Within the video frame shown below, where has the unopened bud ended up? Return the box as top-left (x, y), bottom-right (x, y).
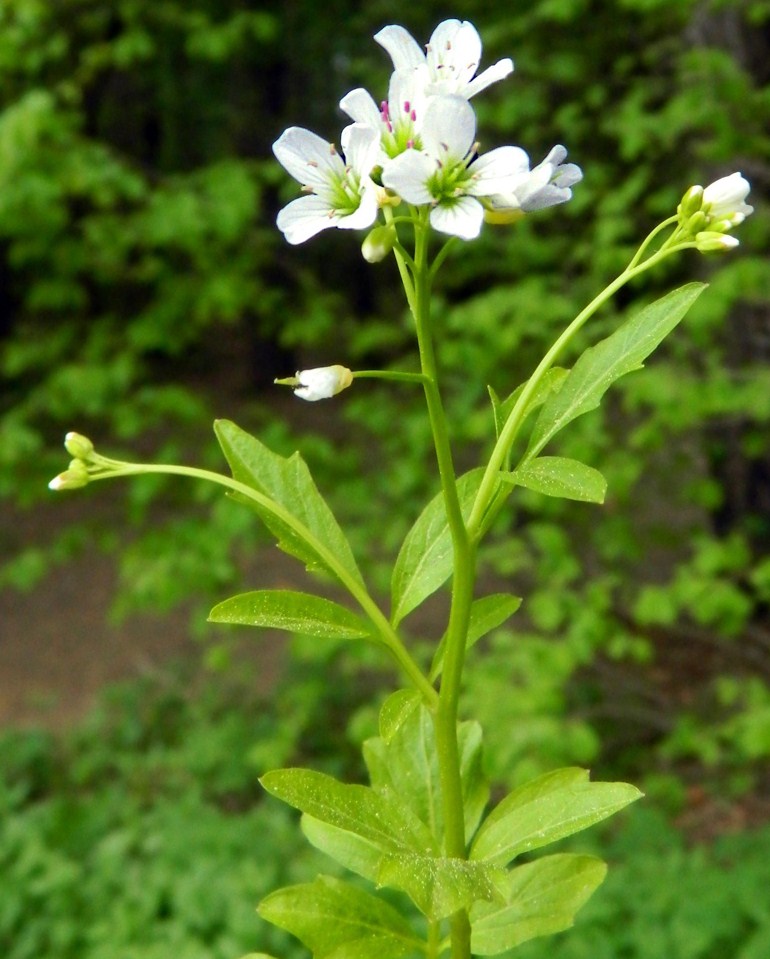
top-left (64, 431), bottom-right (94, 459)
top-left (276, 365), bottom-right (354, 402)
top-left (695, 231), bottom-right (739, 253)
top-left (49, 460), bottom-right (90, 491)
top-left (362, 225), bottom-right (396, 263)
top-left (678, 185), bottom-right (704, 220)
top-left (682, 210), bottom-right (707, 236)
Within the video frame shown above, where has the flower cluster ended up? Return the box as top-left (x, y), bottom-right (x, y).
top-left (677, 172), bottom-right (754, 251)
top-left (272, 19), bottom-right (582, 244)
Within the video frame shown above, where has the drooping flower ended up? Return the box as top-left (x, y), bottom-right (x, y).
top-left (702, 172), bottom-right (753, 226)
top-left (273, 123), bottom-right (380, 244)
top-left (375, 19), bottom-right (513, 100)
top-left (381, 95), bottom-right (529, 240)
top-left (283, 366), bottom-right (354, 401)
top-left (483, 146), bottom-right (583, 223)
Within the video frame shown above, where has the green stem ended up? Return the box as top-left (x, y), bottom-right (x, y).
top-left (352, 369), bottom-right (429, 386)
top-left (89, 461), bottom-right (438, 706)
top-left (396, 212), bottom-right (474, 959)
top-left (466, 240), bottom-right (687, 539)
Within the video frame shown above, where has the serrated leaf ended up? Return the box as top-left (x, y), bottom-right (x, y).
top-left (208, 590), bottom-right (371, 641)
top-left (378, 689), bottom-right (421, 743)
top-left (390, 468), bottom-right (488, 626)
top-left (503, 457), bottom-right (607, 504)
top-left (258, 875), bottom-right (420, 959)
top-left (214, 419), bottom-right (364, 588)
top-left (364, 704), bottom-right (489, 844)
top-left (470, 767), bottom-right (643, 866)
top-left (430, 593), bottom-right (522, 681)
top-left (260, 768), bottom-right (436, 865)
top-left (378, 853), bottom-right (505, 921)
top-left (470, 854), bottom-right (607, 955)
top-left (528, 283), bottom-right (706, 457)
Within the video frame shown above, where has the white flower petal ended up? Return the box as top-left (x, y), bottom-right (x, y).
top-left (276, 194), bottom-right (340, 244)
top-left (336, 183), bottom-right (379, 230)
top-left (465, 58), bottom-right (515, 98)
top-left (703, 172), bottom-right (753, 220)
top-left (340, 123), bottom-right (380, 177)
top-left (430, 195), bottom-right (484, 239)
top-left (381, 150), bottom-right (436, 204)
top-left (374, 24), bottom-right (424, 71)
top-left (466, 145), bottom-right (530, 196)
top-left (427, 20), bottom-right (481, 87)
top-left (339, 88), bottom-right (381, 128)
top-left (273, 127), bottom-right (342, 188)
top-left (421, 95), bottom-right (476, 161)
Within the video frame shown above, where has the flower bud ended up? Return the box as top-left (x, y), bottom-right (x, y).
top-left (362, 225), bottom-right (396, 263)
top-left (283, 365), bottom-right (354, 402)
top-left (682, 210), bottom-right (708, 236)
top-left (702, 173), bottom-right (753, 222)
top-left (678, 185), bottom-right (704, 220)
top-left (49, 460), bottom-right (90, 491)
top-left (695, 231), bottom-right (739, 253)
top-left (64, 431), bottom-right (94, 460)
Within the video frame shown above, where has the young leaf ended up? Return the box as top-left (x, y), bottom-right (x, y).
top-left (490, 368), bottom-right (569, 448)
top-left (430, 593), bottom-right (522, 681)
top-left (363, 703), bottom-right (489, 843)
top-left (470, 854), bottom-right (607, 955)
top-left (260, 768), bottom-right (436, 861)
top-left (258, 875), bottom-right (421, 959)
top-left (527, 283), bottom-right (706, 457)
top-left (208, 590), bottom-right (372, 641)
top-left (378, 689), bottom-right (421, 743)
top-left (502, 457), bottom-right (607, 504)
top-left (213, 419), bottom-right (365, 588)
top-left (378, 853), bottom-right (505, 921)
top-left (391, 468), bottom-right (487, 626)
top-left (470, 767), bottom-right (643, 866)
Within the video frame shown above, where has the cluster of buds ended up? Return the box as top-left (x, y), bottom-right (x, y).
top-left (48, 432), bottom-right (97, 490)
top-left (677, 172), bottom-right (753, 252)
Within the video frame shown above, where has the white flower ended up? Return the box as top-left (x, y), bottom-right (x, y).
top-left (702, 173), bottom-right (753, 226)
top-left (273, 123), bottom-right (380, 244)
top-left (484, 146), bottom-right (582, 223)
top-left (340, 67), bottom-right (429, 162)
top-left (292, 365), bottom-right (353, 401)
top-left (381, 95), bottom-right (529, 240)
top-left (375, 19), bottom-right (513, 99)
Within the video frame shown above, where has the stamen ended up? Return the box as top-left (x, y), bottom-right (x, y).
top-left (410, 108), bottom-right (417, 122)
top-left (403, 100), bottom-right (411, 113)
top-left (329, 143), bottom-right (337, 156)
top-left (307, 160), bottom-right (319, 167)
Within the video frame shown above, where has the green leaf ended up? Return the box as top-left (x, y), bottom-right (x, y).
top-left (470, 854), bottom-right (607, 955)
top-left (260, 768), bottom-right (436, 872)
top-left (364, 703), bottom-right (489, 843)
top-left (300, 816), bottom-right (385, 883)
top-left (258, 875), bottom-right (421, 959)
top-left (390, 468), bottom-right (487, 626)
top-left (527, 283), bottom-right (707, 457)
top-left (378, 689), bottom-right (421, 743)
top-left (470, 768), bottom-right (643, 866)
top-left (503, 457), bottom-right (607, 504)
top-left (214, 419), bottom-right (364, 588)
top-left (490, 368), bottom-right (569, 461)
top-left (378, 853), bottom-right (504, 921)
top-left (208, 589), bottom-right (371, 641)
top-left (430, 593), bottom-right (522, 681)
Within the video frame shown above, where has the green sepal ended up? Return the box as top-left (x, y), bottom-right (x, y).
top-left (260, 768), bottom-right (437, 868)
top-left (208, 589), bottom-right (372, 641)
top-left (390, 468), bottom-right (489, 626)
top-left (364, 702), bottom-right (489, 844)
top-left (213, 419), bottom-right (364, 588)
top-left (258, 875), bottom-right (421, 959)
top-left (470, 854), bottom-right (607, 955)
top-left (377, 853), bottom-right (505, 921)
top-left (470, 767), bottom-right (643, 866)
top-left (527, 283), bottom-right (706, 457)
top-left (430, 593), bottom-right (522, 681)
top-left (502, 457), bottom-right (607, 504)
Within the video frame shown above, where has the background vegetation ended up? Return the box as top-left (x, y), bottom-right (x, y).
top-left (1, 0), bottom-right (769, 956)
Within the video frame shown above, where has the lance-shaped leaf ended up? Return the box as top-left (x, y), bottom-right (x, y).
top-left (502, 457), bottom-right (607, 504)
top-left (258, 875), bottom-right (421, 959)
top-left (430, 593), bottom-right (522, 681)
top-left (470, 854), bottom-right (607, 955)
top-left (208, 590), bottom-right (372, 641)
top-left (364, 703), bottom-right (489, 843)
top-left (214, 420), bottom-right (364, 588)
top-left (378, 853), bottom-right (505, 921)
top-left (527, 283), bottom-right (706, 458)
top-left (260, 768), bottom-right (436, 872)
top-left (470, 767), bottom-right (642, 867)
top-left (391, 469), bottom-right (486, 626)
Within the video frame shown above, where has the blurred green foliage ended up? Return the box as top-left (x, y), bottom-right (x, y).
top-left (1, 0), bottom-right (770, 889)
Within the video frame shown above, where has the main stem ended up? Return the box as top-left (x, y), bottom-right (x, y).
top-left (407, 216), bottom-right (475, 958)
